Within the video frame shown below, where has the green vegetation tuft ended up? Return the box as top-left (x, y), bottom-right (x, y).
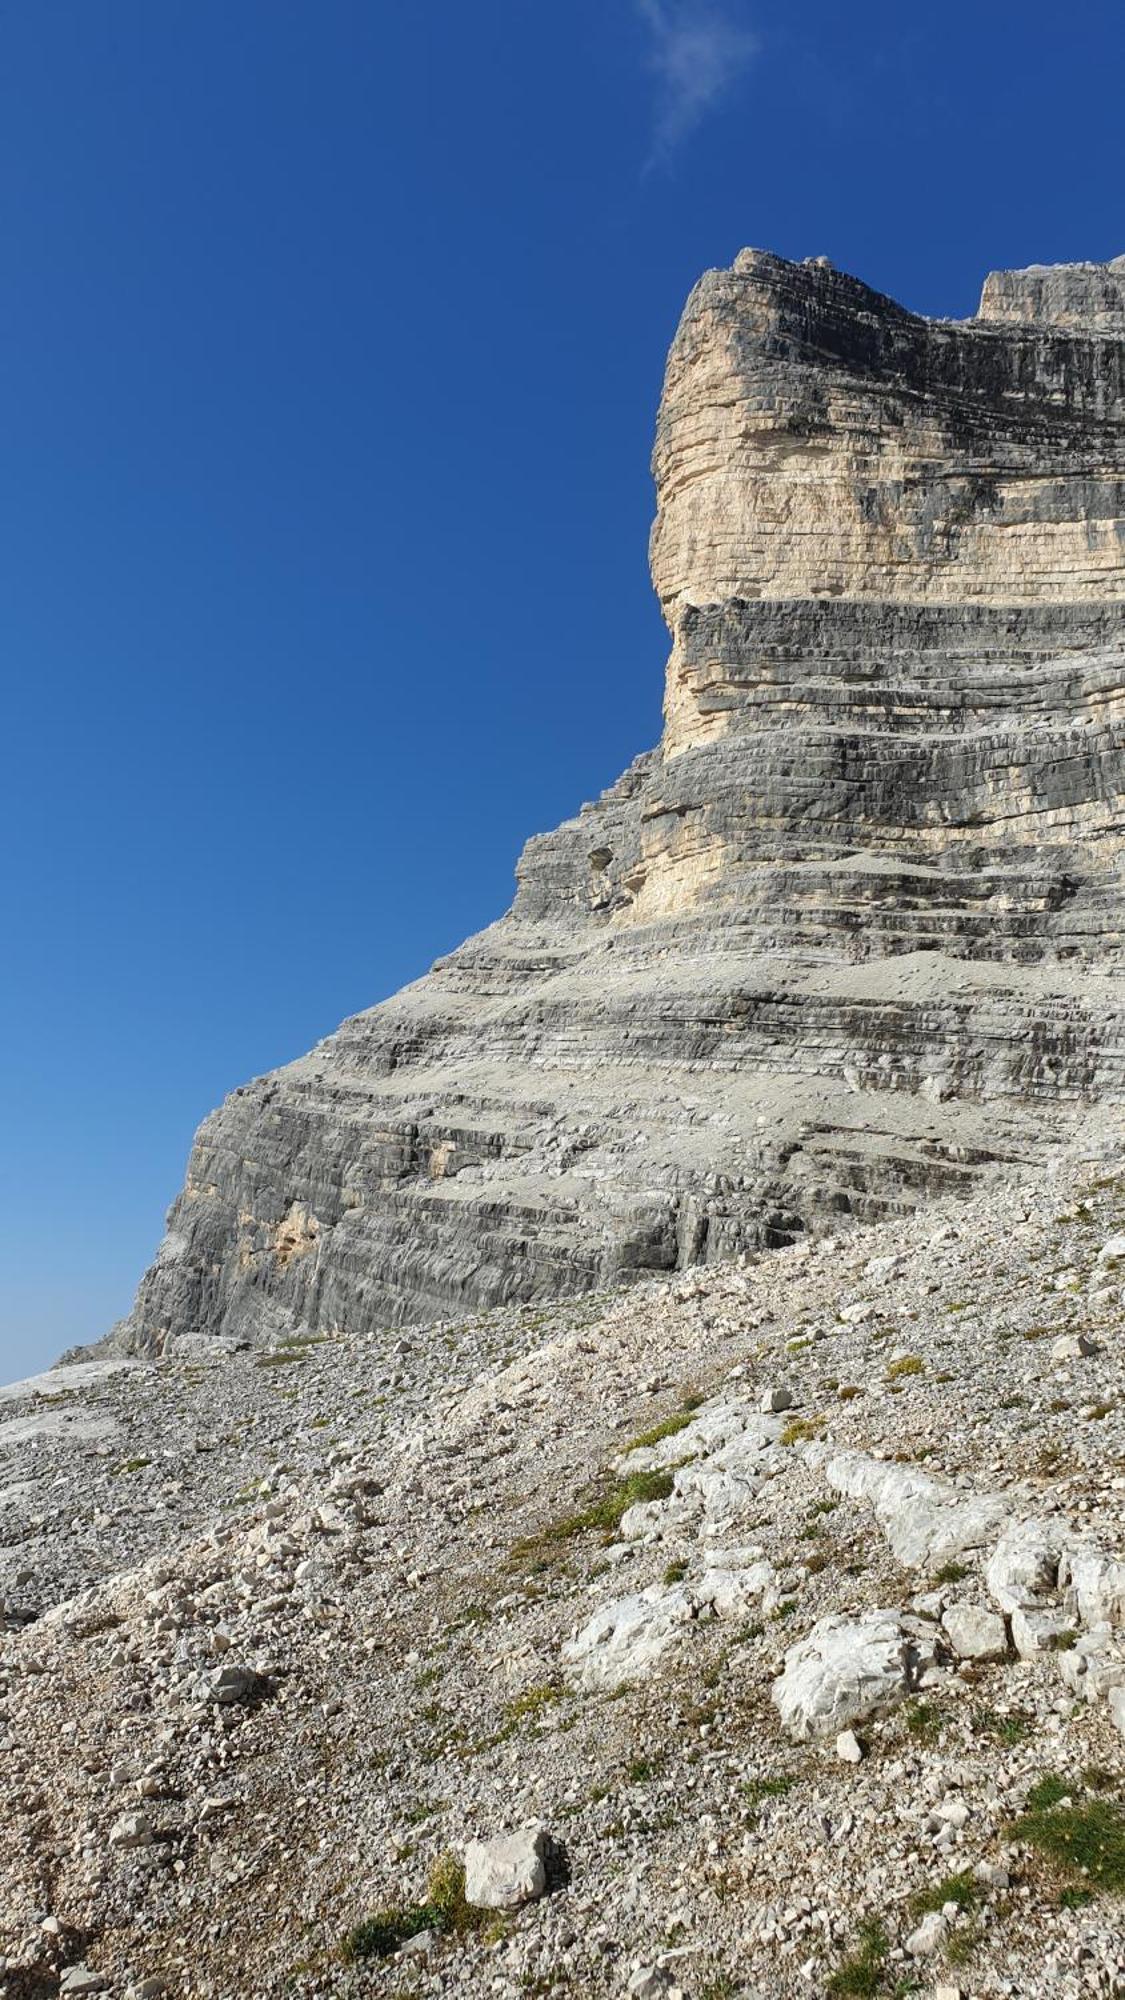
top-left (742, 1773), bottom-right (796, 1814)
top-left (827, 1919), bottom-right (889, 1996)
top-left (1011, 1780), bottom-right (1125, 1895)
top-left (932, 1560), bottom-right (970, 1585)
top-left (908, 1870), bottom-right (978, 1919)
top-left (903, 1700), bottom-right (944, 1745)
top-left (626, 1411), bottom-right (694, 1451)
top-left (780, 1416), bottom-right (823, 1446)
top-left (1027, 1774), bottom-right (1071, 1811)
top-left (510, 1467), bottom-right (677, 1566)
top-left (341, 1851), bottom-right (482, 1963)
top-left (503, 1682), bottom-right (563, 1728)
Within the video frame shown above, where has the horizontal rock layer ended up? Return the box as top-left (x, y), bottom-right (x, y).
top-left (117, 251), bottom-right (1125, 1353)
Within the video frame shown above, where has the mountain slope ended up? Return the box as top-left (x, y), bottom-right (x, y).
top-left (118, 250), bottom-right (1125, 1354)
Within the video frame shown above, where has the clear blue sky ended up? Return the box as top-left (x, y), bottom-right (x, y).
top-left (2, 0), bottom-right (1122, 1384)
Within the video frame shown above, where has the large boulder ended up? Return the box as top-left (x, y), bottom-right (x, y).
top-left (772, 1611), bottom-right (928, 1740)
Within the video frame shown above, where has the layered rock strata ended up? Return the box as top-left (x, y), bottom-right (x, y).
top-left (119, 252), bottom-right (1125, 1351)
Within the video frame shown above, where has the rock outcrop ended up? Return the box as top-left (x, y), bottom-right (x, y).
top-left (118, 251), bottom-right (1125, 1353)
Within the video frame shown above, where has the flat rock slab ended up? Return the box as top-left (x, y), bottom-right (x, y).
top-left (0, 1407), bottom-right (120, 1449)
top-left (0, 1359), bottom-right (139, 1404)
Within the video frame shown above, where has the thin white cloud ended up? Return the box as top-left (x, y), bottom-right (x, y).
top-left (637, 0), bottom-right (759, 167)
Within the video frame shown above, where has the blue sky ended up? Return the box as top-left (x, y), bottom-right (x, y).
top-left (2, 0), bottom-right (1123, 1383)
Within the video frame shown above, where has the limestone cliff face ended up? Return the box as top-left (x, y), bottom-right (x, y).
top-left (119, 252), bottom-right (1125, 1353)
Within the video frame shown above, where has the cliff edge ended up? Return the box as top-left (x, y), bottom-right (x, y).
top-left (115, 250), bottom-right (1125, 1353)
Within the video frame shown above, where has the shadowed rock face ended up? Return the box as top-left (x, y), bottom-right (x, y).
top-left (118, 251), bottom-right (1125, 1354)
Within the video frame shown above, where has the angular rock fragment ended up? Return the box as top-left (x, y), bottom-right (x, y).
top-left (942, 1603), bottom-right (1008, 1663)
top-left (772, 1610), bottom-right (931, 1740)
top-left (463, 1824), bottom-right (549, 1910)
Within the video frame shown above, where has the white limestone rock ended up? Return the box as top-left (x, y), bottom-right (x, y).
top-left (1010, 1606), bottom-right (1077, 1659)
top-left (463, 1824), bottom-right (548, 1910)
top-left (772, 1611), bottom-right (924, 1741)
top-left (985, 1520), bottom-right (1063, 1613)
top-left (906, 1911), bottom-right (948, 1958)
top-left (563, 1584), bottom-right (695, 1690)
top-left (817, 1447), bottom-right (1007, 1570)
top-left (942, 1603), bottom-right (1008, 1662)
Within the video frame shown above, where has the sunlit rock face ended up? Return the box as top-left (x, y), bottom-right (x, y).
top-left (117, 252), bottom-right (1125, 1353)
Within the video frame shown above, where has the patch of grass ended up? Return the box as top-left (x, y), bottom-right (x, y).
top-left (973, 1706), bottom-right (1032, 1747)
top-left (837, 1385), bottom-right (862, 1402)
top-left (341, 1852), bottom-right (482, 1963)
top-left (780, 1416), bottom-right (823, 1446)
top-left (945, 1922), bottom-right (982, 1968)
top-left (503, 1682), bottom-right (563, 1728)
top-left (908, 1870), bottom-right (978, 1919)
top-left (662, 1559), bottom-right (688, 1585)
top-left (510, 1467), bottom-right (677, 1566)
top-left (903, 1700), bottom-right (943, 1745)
top-left (626, 1754), bottom-right (664, 1783)
top-left (1011, 1783), bottom-right (1125, 1894)
top-left (1027, 1774), bottom-right (1071, 1811)
top-left (1086, 1403), bottom-right (1114, 1422)
top-left (625, 1411), bottom-right (694, 1452)
top-left (743, 1773), bottom-right (796, 1813)
top-left (932, 1560), bottom-right (970, 1586)
top-left (886, 1355), bottom-right (924, 1380)
top-left (827, 1919), bottom-right (889, 1996)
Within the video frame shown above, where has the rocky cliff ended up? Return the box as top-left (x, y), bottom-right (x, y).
top-left (120, 251), bottom-right (1125, 1353)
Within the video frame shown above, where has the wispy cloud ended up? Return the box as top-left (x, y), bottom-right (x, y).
top-left (636, 0), bottom-right (759, 168)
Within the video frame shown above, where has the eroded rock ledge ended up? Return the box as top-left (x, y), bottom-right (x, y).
top-left (112, 250), bottom-right (1125, 1353)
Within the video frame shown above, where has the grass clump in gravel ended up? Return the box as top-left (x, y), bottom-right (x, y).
top-left (973, 1706), bottom-right (1032, 1746)
top-left (932, 1560), bottom-right (970, 1585)
top-left (742, 1773), bottom-right (796, 1814)
top-left (510, 1467), bottom-right (677, 1566)
top-left (502, 1682), bottom-right (563, 1728)
top-left (908, 1869), bottom-right (979, 1919)
top-left (826, 1918), bottom-right (889, 1995)
top-left (626, 1411), bottom-right (694, 1451)
top-left (1011, 1777), bottom-right (1125, 1895)
top-left (902, 1700), bottom-right (944, 1745)
top-left (780, 1417), bottom-right (823, 1446)
top-left (886, 1355), bottom-right (924, 1380)
top-left (342, 1852), bottom-right (480, 1962)
top-left (626, 1388), bottom-right (705, 1453)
